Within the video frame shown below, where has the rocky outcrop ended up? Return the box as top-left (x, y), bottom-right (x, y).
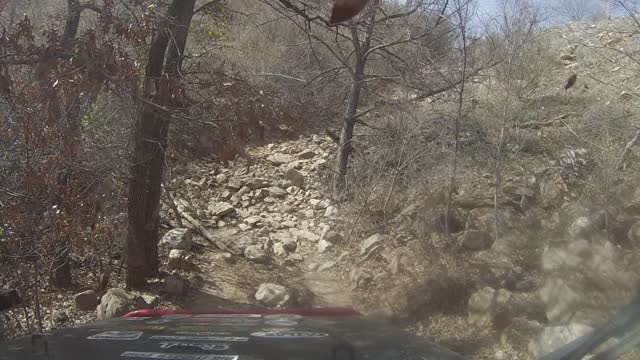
top-left (96, 288), bottom-right (147, 320)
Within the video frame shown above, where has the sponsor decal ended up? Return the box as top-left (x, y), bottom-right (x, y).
top-left (161, 314), bottom-right (193, 320)
top-left (194, 314), bottom-right (261, 318)
top-left (263, 314), bottom-right (303, 320)
top-left (88, 331), bottom-right (143, 340)
top-left (250, 331), bottom-right (329, 339)
top-left (147, 319), bottom-right (174, 325)
top-left (158, 342), bottom-right (230, 351)
top-left (264, 320), bottom-right (298, 327)
top-left (121, 352), bottom-right (237, 360)
top-left (174, 331), bottom-right (232, 336)
top-left (150, 335), bottom-right (248, 342)
top-left (125, 317), bottom-right (152, 321)
top-left (130, 326), bottom-right (166, 331)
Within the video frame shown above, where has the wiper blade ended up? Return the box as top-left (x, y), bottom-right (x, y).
top-left (590, 319), bottom-right (640, 360)
top-left (540, 292), bottom-right (640, 360)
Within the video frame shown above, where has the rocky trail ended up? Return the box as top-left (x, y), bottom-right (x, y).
top-left (161, 133), bottom-right (359, 312)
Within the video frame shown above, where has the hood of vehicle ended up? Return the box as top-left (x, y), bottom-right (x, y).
top-left (2, 308), bottom-right (467, 360)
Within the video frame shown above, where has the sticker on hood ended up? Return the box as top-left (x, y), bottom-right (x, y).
top-left (88, 331), bottom-right (143, 340)
top-left (251, 331), bottom-right (329, 338)
top-left (121, 352), bottom-right (237, 360)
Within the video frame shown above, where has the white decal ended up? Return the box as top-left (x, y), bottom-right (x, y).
top-left (251, 331), bottom-right (329, 338)
top-left (263, 314), bottom-right (302, 320)
top-left (264, 320), bottom-right (298, 327)
top-left (195, 314), bottom-right (261, 318)
top-left (88, 331), bottom-right (143, 340)
top-left (125, 317), bottom-right (152, 321)
top-left (158, 342), bottom-right (229, 351)
top-left (147, 319), bottom-right (173, 325)
top-left (121, 352), bottom-right (238, 360)
top-left (151, 335), bottom-right (248, 342)
top-left (174, 332), bottom-right (231, 336)
top-left (161, 314), bottom-right (192, 319)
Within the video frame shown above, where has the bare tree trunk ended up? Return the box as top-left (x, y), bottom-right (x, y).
top-left (445, 0), bottom-right (469, 239)
top-left (126, 0), bottom-right (196, 289)
top-left (333, 72), bottom-right (363, 200)
top-left (50, 0), bottom-right (83, 289)
top-left (332, 1), bottom-right (378, 200)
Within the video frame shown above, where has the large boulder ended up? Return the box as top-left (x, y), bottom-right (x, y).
top-left (528, 323), bottom-right (593, 358)
top-left (284, 168), bottom-right (305, 188)
top-left (74, 290), bottom-right (99, 311)
top-left (255, 283), bottom-right (291, 308)
top-left (159, 228), bottom-right (193, 250)
top-left (97, 288), bottom-right (147, 320)
top-left (167, 249), bottom-right (193, 271)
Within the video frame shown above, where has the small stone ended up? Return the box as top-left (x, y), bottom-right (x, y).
top-left (244, 245), bottom-right (268, 263)
top-left (282, 237), bottom-right (297, 252)
top-left (74, 290), bottom-right (98, 311)
top-left (167, 249), bottom-right (192, 270)
top-left (226, 179), bottom-right (243, 191)
top-left (286, 254), bottom-right (304, 262)
top-left (216, 174), bottom-right (228, 183)
top-left (160, 228), bottom-right (193, 250)
top-left (245, 215), bottom-right (261, 225)
top-left (284, 168), bottom-right (305, 188)
top-left (297, 149), bottom-right (316, 160)
top-left (141, 294), bottom-right (160, 308)
top-left (318, 239), bottom-right (333, 253)
top-left (286, 186), bottom-right (301, 195)
top-left (320, 229), bottom-right (341, 244)
top-left (288, 229), bottom-right (319, 242)
top-left (238, 223), bottom-right (251, 231)
top-left (208, 202), bottom-right (236, 217)
top-left (325, 205), bottom-right (338, 218)
top-left (266, 186), bottom-right (287, 198)
top-left (273, 242), bottom-right (288, 257)
top-left (267, 154), bottom-right (292, 166)
top-left (308, 263), bottom-right (320, 271)
top-left (304, 209), bottom-right (315, 218)
top-left (360, 233), bottom-right (384, 255)
top-left (247, 178), bottom-right (271, 190)
top-left (255, 283), bottom-right (291, 308)
top-left (317, 261), bottom-right (336, 272)
top-left (237, 186), bottom-right (251, 196)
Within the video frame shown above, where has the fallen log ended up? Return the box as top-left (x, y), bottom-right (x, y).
top-left (175, 203), bottom-right (234, 253)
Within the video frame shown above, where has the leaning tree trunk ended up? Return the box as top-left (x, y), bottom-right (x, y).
top-left (126, 0), bottom-right (195, 289)
top-left (332, 72), bottom-right (364, 200)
